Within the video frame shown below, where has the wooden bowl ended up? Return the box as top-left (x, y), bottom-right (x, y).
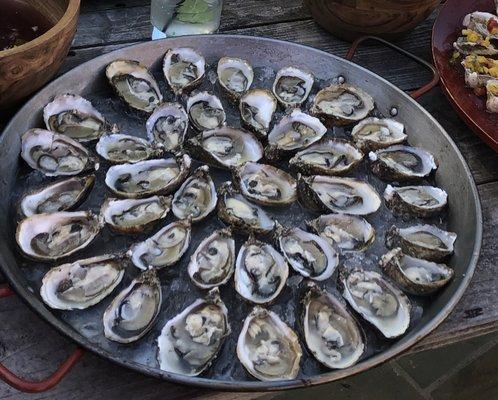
top-left (305, 0), bottom-right (441, 42)
top-left (0, 0), bottom-right (80, 109)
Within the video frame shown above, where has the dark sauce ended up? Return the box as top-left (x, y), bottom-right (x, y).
top-left (0, 0), bottom-right (53, 51)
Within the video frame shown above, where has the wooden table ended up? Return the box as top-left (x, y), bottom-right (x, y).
top-left (1, 0), bottom-right (497, 398)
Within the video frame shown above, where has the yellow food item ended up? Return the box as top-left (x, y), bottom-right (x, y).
top-left (462, 29), bottom-right (491, 47)
top-left (487, 82), bottom-right (498, 96)
top-left (463, 55), bottom-right (498, 77)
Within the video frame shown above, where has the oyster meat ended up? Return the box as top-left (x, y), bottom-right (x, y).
top-left (146, 102), bottom-right (188, 152)
top-left (239, 88), bottom-right (277, 138)
top-left (351, 118), bottom-right (406, 151)
top-left (96, 133), bottom-right (160, 164)
top-left (384, 184), bottom-right (448, 217)
top-left (187, 92), bottom-right (226, 131)
top-left (217, 56), bottom-right (254, 99)
top-left (272, 66), bottom-right (314, 107)
top-left (163, 47), bottom-right (205, 95)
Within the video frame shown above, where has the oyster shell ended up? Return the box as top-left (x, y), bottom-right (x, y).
top-left (101, 195), bottom-right (171, 233)
top-left (21, 129), bottom-right (98, 177)
top-left (307, 214), bottom-right (375, 252)
top-left (239, 88), bottom-right (277, 138)
top-left (217, 181), bottom-right (275, 235)
top-left (187, 92), bottom-right (226, 131)
top-left (462, 55), bottom-right (498, 89)
top-left (487, 79), bottom-right (498, 113)
top-left (386, 224), bottom-right (457, 262)
top-left (146, 102), bottom-right (188, 152)
top-left (233, 162), bottom-right (297, 206)
top-left (43, 94), bottom-right (107, 142)
top-left (16, 211), bottom-right (102, 261)
top-left (186, 127), bottom-right (263, 169)
top-left (163, 47), bottom-right (205, 95)
top-left (128, 218), bottom-right (191, 270)
top-left (96, 133), bottom-right (160, 164)
top-left (187, 228), bottom-right (235, 289)
top-left (105, 154), bottom-right (191, 198)
top-left (157, 288), bottom-right (230, 376)
top-left (297, 175), bottom-right (381, 215)
top-left (380, 248), bottom-right (454, 295)
top-left (289, 139), bottom-right (363, 176)
top-left (103, 268), bottom-right (162, 343)
top-left (384, 184), bottom-right (448, 217)
top-left (217, 56), bottom-right (254, 99)
top-left (310, 84), bottom-right (374, 126)
top-left (19, 175), bottom-right (95, 218)
top-left (351, 118), bottom-right (406, 151)
top-left (338, 268), bottom-right (411, 338)
top-left (40, 254), bottom-right (125, 310)
top-left (302, 282), bottom-right (365, 369)
top-left (106, 60), bottom-right (162, 113)
top-left (235, 236), bottom-right (289, 304)
top-left (237, 306), bottom-right (302, 381)
top-left (272, 66), bottom-right (314, 107)
top-left (369, 145), bottom-right (437, 182)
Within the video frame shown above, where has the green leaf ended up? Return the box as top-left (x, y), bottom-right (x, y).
top-left (176, 0), bottom-right (214, 23)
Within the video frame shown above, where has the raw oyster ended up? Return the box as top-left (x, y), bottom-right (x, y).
top-left (40, 254), bottom-right (125, 310)
top-left (103, 268), bottom-right (162, 343)
top-left (272, 66), bottom-right (314, 107)
top-left (128, 218), bottom-right (191, 270)
top-left (265, 109), bottom-right (327, 160)
top-left (302, 282), bottom-right (364, 369)
top-left (380, 248), bottom-right (454, 295)
top-left (384, 185), bottom-right (448, 217)
top-left (101, 195), bottom-right (171, 233)
top-left (310, 84), bottom-right (374, 126)
top-left (233, 162), bottom-right (297, 206)
top-left (16, 211), bottom-right (102, 261)
top-left (43, 94), bottom-right (107, 142)
top-left (297, 175), bottom-right (381, 215)
top-left (307, 214), bottom-right (375, 252)
top-left (172, 165), bottom-right (217, 222)
top-left (187, 92), bottom-right (226, 131)
top-left (163, 47), bottom-right (205, 95)
top-left (453, 13), bottom-right (498, 57)
top-left (386, 224), bottom-right (457, 262)
top-left (217, 56), bottom-right (254, 99)
top-left (462, 54), bottom-right (498, 89)
top-left (217, 181), bottom-right (275, 234)
top-left (187, 127), bottom-right (263, 169)
top-left (369, 145), bottom-right (437, 182)
top-left (106, 60), bottom-right (162, 113)
top-left (157, 288), bottom-right (230, 376)
top-left (239, 88), bottom-right (277, 138)
top-left (462, 11), bottom-right (498, 39)
top-left (338, 268), bottom-right (411, 338)
top-left (237, 306), bottom-right (302, 381)
top-left (105, 154), bottom-right (191, 198)
top-left (275, 224), bottom-right (339, 281)
top-left (96, 133), bottom-right (160, 164)
top-left (487, 79), bottom-right (498, 113)
top-left (235, 236), bottom-right (289, 304)
top-left (21, 129), bottom-right (98, 177)
top-left (146, 102), bottom-right (188, 152)
top-left (289, 139), bottom-right (363, 176)
top-left (351, 118), bottom-right (406, 151)
top-left (19, 175), bottom-right (95, 218)
top-left (187, 228), bottom-right (235, 289)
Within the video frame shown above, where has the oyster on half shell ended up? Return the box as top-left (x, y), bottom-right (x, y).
top-left (272, 66), bottom-right (314, 107)
top-left (96, 133), bottom-right (161, 164)
top-left (239, 88), bottom-right (277, 138)
top-left (384, 185), bottom-right (448, 217)
top-left (217, 56), bottom-right (254, 100)
top-left (187, 92), bottom-right (226, 131)
top-left (146, 103), bottom-right (188, 152)
top-left (163, 47), bottom-right (206, 95)
top-left (351, 117), bottom-right (406, 151)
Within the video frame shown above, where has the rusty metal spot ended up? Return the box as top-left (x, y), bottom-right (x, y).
top-left (463, 307), bottom-right (483, 319)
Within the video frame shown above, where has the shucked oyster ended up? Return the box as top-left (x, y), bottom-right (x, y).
top-left (101, 195), bottom-right (171, 233)
top-left (105, 154), bottom-right (191, 198)
top-left (237, 306), bottom-right (302, 381)
top-left (19, 175), bottom-right (95, 218)
top-left (21, 129), bottom-right (98, 177)
top-left (351, 118), bottom-right (406, 151)
top-left (187, 228), bottom-right (235, 289)
top-left (217, 56), bottom-right (254, 100)
top-left (289, 139), bottom-right (363, 176)
top-left (106, 60), bottom-right (162, 113)
top-left (338, 268), bottom-right (411, 338)
top-left (239, 89), bottom-right (277, 138)
top-left (384, 185), bottom-right (448, 217)
top-left (103, 268), bottom-right (162, 343)
top-left (187, 92), bottom-right (226, 131)
top-left (272, 66), bottom-right (314, 107)
top-left (453, 13), bottom-right (498, 56)
top-left (380, 248), bottom-right (454, 296)
top-left (297, 175), bottom-right (381, 215)
top-left (128, 218), bottom-right (191, 270)
top-left (40, 254), bottom-right (125, 310)
top-left (163, 47), bottom-right (206, 95)
top-left (235, 236), bottom-right (289, 304)
top-left (302, 283), bottom-right (365, 369)
top-left (146, 103), bottom-right (188, 152)
top-left (96, 133), bottom-right (160, 164)
top-left (16, 211), bottom-right (102, 261)
top-left (43, 94), bottom-right (108, 142)
top-left (158, 288), bottom-right (230, 376)
top-left (233, 162), bottom-right (297, 206)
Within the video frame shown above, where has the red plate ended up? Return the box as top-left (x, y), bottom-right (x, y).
top-left (432, 0), bottom-right (498, 152)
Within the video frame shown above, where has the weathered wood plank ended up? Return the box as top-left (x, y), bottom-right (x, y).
top-left (81, 0), bottom-right (149, 13)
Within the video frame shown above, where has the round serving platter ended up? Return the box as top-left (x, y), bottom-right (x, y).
top-left (0, 35), bottom-right (482, 391)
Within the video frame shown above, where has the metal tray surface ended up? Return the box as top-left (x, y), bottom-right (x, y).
top-left (0, 35), bottom-right (482, 391)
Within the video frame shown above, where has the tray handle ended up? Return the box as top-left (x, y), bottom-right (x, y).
top-left (345, 35), bottom-right (439, 100)
top-left (0, 284), bottom-right (85, 393)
